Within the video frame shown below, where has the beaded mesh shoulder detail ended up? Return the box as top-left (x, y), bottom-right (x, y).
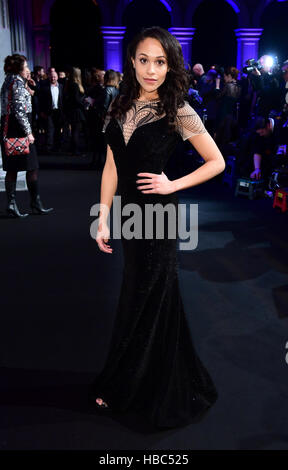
top-left (175, 100), bottom-right (207, 140)
top-left (103, 98), bottom-right (206, 145)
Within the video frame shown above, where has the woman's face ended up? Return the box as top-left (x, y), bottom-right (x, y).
top-left (20, 61), bottom-right (29, 80)
top-left (131, 37), bottom-right (170, 98)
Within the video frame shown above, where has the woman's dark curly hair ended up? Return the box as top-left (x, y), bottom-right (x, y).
top-left (4, 54), bottom-right (27, 74)
top-left (224, 66), bottom-right (239, 80)
top-left (109, 26), bottom-right (190, 133)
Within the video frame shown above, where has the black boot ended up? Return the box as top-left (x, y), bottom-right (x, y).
top-left (5, 180), bottom-right (29, 218)
top-left (27, 179), bottom-right (54, 215)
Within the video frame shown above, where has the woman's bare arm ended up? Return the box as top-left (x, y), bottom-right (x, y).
top-left (99, 143), bottom-right (118, 223)
top-left (96, 143), bottom-right (118, 253)
top-left (172, 132), bottom-right (226, 192)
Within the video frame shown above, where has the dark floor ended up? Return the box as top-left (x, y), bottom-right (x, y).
top-left (0, 152), bottom-right (288, 450)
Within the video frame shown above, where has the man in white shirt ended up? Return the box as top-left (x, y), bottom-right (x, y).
top-left (39, 69), bottom-right (64, 153)
top-left (50, 71), bottom-right (59, 109)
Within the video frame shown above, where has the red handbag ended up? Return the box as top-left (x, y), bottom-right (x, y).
top-left (3, 79), bottom-right (30, 156)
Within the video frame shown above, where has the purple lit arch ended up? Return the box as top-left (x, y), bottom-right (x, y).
top-left (184, 0), bottom-right (250, 28)
top-left (253, 0), bottom-right (288, 26)
top-left (115, 0), bottom-right (182, 26)
top-left (41, 0), bottom-right (111, 25)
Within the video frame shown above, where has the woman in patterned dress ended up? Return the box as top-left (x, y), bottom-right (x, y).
top-left (0, 54), bottom-right (53, 217)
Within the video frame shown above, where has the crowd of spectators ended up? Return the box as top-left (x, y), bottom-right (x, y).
top-left (26, 57), bottom-right (288, 188)
top-left (187, 57), bottom-right (288, 192)
top-left (27, 65), bottom-right (122, 168)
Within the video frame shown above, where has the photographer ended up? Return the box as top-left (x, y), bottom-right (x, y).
top-left (280, 61), bottom-right (288, 119)
top-left (248, 55), bottom-right (282, 118)
top-left (237, 116), bottom-right (279, 188)
top-left (278, 61), bottom-right (288, 150)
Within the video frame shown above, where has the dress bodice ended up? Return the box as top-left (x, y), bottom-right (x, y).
top-left (103, 98), bottom-right (207, 200)
top-left (103, 97), bottom-right (206, 146)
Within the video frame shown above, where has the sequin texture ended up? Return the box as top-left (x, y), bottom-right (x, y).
top-left (1, 73), bottom-right (32, 135)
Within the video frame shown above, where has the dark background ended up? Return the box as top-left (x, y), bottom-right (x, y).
top-left (49, 0), bottom-right (288, 72)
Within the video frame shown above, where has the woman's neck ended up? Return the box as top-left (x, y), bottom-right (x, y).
top-left (137, 88), bottom-right (159, 101)
top-left (137, 94), bottom-right (159, 101)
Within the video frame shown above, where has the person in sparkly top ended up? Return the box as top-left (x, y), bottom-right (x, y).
top-left (0, 54), bottom-right (53, 217)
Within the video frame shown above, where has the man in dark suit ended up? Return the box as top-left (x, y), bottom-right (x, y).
top-left (39, 70), bottom-right (64, 153)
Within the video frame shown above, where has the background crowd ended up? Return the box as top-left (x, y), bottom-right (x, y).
top-left (25, 65), bottom-right (122, 168)
top-left (9, 56), bottom-right (288, 190)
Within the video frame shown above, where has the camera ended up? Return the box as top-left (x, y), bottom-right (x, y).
top-left (243, 56), bottom-right (280, 75)
top-left (242, 59), bottom-right (262, 74)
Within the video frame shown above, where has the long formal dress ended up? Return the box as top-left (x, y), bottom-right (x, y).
top-left (89, 97), bottom-right (218, 428)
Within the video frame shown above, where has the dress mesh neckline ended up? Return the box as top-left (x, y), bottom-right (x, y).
top-left (134, 98), bottom-right (160, 104)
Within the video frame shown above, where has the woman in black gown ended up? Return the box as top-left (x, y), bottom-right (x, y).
top-left (89, 27), bottom-right (225, 429)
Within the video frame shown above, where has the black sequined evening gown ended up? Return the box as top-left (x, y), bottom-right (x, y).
top-left (89, 98), bottom-right (218, 428)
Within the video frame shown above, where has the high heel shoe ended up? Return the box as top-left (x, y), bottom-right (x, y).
top-left (95, 397), bottom-right (109, 408)
top-left (27, 180), bottom-right (54, 215)
top-left (5, 181), bottom-right (29, 218)
top-left (31, 195), bottom-right (54, 214)
top-left (90, 396), bottom-right (112, 416)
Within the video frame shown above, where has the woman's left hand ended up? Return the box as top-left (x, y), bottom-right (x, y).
top-left (136, 171), bottom-right (175, 195)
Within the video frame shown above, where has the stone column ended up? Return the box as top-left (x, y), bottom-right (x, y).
top-left (0, 0), bottom-right (11, 85)
top-left (101, 26), bottom-right (126, 72)
top-left (8, 0), bottom-right (33, 68)
top-left (0, 0), bottom-right (11, 191)
top-left (168, 27), bottom-right (196, 66)
top-left (0, 0), bottom-right (28, 191)
top-left (234, 28), bottom-right (263, 73)
top-left (24, 0), bottom-right (34, 70)
top-left (9, 0), bottom-right (27, 55)
top-left (33, 24), bottom-right (51, 71)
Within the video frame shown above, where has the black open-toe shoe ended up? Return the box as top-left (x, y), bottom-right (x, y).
top-left (95, 398), bottom-right (109, 408)
top-left (91, 396), bottom-right (113, 416)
